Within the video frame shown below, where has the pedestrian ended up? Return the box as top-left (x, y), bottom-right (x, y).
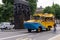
top-left (54, 24), bottom-right (56, 32)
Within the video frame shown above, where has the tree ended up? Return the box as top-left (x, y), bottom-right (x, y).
top-left (27, 0), bottom-right (37, 15)
top-left (0, 4), bottom-right (3, 22)
top-left (52, 4), bottom-right (60, 19)
top-left (2, 0), bottom-right (13, 4)
top-left (43, 4), bottom-right (60, 19)
top-left (43, 6), bottom-right (52, 13)
top-left (0, 3), bottom-right (13, 22)
top-left (0, 0), bottom-right (13, 22)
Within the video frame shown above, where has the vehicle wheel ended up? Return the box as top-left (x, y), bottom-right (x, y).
top-left (36, 28), bottom-right (42, 33)
top-left (28, 29), bottom-right (31, 32)
top-left (1, 28), bottom-right (3, 30)
top-left (5, 27), bottom-right (7, 30)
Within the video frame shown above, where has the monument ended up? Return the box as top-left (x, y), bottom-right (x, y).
top-left (14, 0), bottom-right (31, 29)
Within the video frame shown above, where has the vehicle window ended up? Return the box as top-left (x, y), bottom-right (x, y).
top-left (45, 17), bottom-right (53, 21)
top-left (33, 16), bottom-right (40, 20)
top-left (0, 23), bottom-right (4, 26)
top-left (2, 22), bottom-right (10, 25)
top-left (40, 17), bottom-right (45, 20)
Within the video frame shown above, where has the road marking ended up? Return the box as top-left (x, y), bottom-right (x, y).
top-left (0, 34), bottom-right (29, 40)
top-left (16, 37), bottom-right (32, 40)
top-left (48, 34), bottom-right (60, 40)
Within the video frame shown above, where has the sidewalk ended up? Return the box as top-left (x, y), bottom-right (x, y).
top-left (48, 34), bottom-right (60, 40)
top-left (0, 29), bottom-right (27, 32)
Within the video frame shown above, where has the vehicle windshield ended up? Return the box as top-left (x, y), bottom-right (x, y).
top-left (45, 17), bottom-right (53, 21)
top-left (33, 16), bottom-right (40, 20)
top-left (1, 22), bottom-right (10, 25)
top-left (40, 17), bottom-right (45, 20)
top-left (33, 16), bottom-right (45, 20)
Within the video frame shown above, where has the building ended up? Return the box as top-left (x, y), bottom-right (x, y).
top-left (36, 6), bottom-right (43, 13)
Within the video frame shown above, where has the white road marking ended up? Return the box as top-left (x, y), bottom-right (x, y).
top-left (16, 38), bottom-right (32, 40)
top-left (0, 34), bottom-right (29, 40)
top-left (48, 34), bottom-right (60, 40)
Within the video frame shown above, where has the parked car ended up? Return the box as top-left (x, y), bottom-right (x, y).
top-left (0, 22), bottom-right (14, 30)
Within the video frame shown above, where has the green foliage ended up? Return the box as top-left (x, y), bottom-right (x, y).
top-left (28, 0), bottom-right (37, 15)
top-left (0, 3), bottom-right (13, 22)
top-left (43, 4), bottom-right (60, 19)
top-left (0, 0), bottom-right (13, 22)
top-left (0, 0), bottom-right (37, 22)
top-left (43, 6), bottom-right (52, 13)
top-left (2, 0), bottom-right (13, 4)
top-left (52, 4), bottom-right (60, 19)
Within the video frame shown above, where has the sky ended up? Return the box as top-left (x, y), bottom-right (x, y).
top-left (0, 0), bottom-right (3, 4)
top-left (37, 0), bottom-right (60, 8)
top-left (0, 0), bottom-right (60, 8)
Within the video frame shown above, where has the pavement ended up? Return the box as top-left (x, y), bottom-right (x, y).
top-left (0, 24), bottom-right (60, 40)
top-left (48, 34), bottom-right (60, 40)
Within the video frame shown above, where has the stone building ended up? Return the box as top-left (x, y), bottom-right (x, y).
top-left (36, 6), bottom-right (43, 13)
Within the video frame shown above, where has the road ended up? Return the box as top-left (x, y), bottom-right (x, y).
top-left (0, 24), bottom-right (60, 40)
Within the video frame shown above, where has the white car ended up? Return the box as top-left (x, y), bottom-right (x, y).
top-left (0, 22), bottom-right (14, 30)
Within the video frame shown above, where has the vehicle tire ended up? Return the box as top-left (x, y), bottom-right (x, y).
top-left (5, 27), bottom-right (7, 30)
top-left (1, 28), bottom-right (3, 30)
top-left (28, 29), bottom-right (31, 32)
top-left (36, 27), bottom-right (42, 33)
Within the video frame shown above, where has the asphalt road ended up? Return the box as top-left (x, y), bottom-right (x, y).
top-left (0, 24), bottom-right (60, 40)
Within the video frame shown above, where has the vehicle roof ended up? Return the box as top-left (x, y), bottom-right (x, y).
top-left (33, 13), bottom-right (54, 17)
top-left (33, 13), bottom-right (44, 17)
top-left (44, 13), bottom-right (54, 17)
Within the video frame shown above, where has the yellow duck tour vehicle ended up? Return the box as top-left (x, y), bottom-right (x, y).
top-left (24, 13), bottom-right (56, 32)
top-left (41, 13), bottom-right (55, 31)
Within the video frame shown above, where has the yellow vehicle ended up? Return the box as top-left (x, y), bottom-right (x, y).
top-left (41, 13), bottom-right (55, 30)
top-left (24, 13), bottom-right (55, 32)
top-left (33, 13), bottom-right (44, 22)
top-left (24, 13), bottom-right (46, 32)
top-left (33, 13), bottom-right (55, 31)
